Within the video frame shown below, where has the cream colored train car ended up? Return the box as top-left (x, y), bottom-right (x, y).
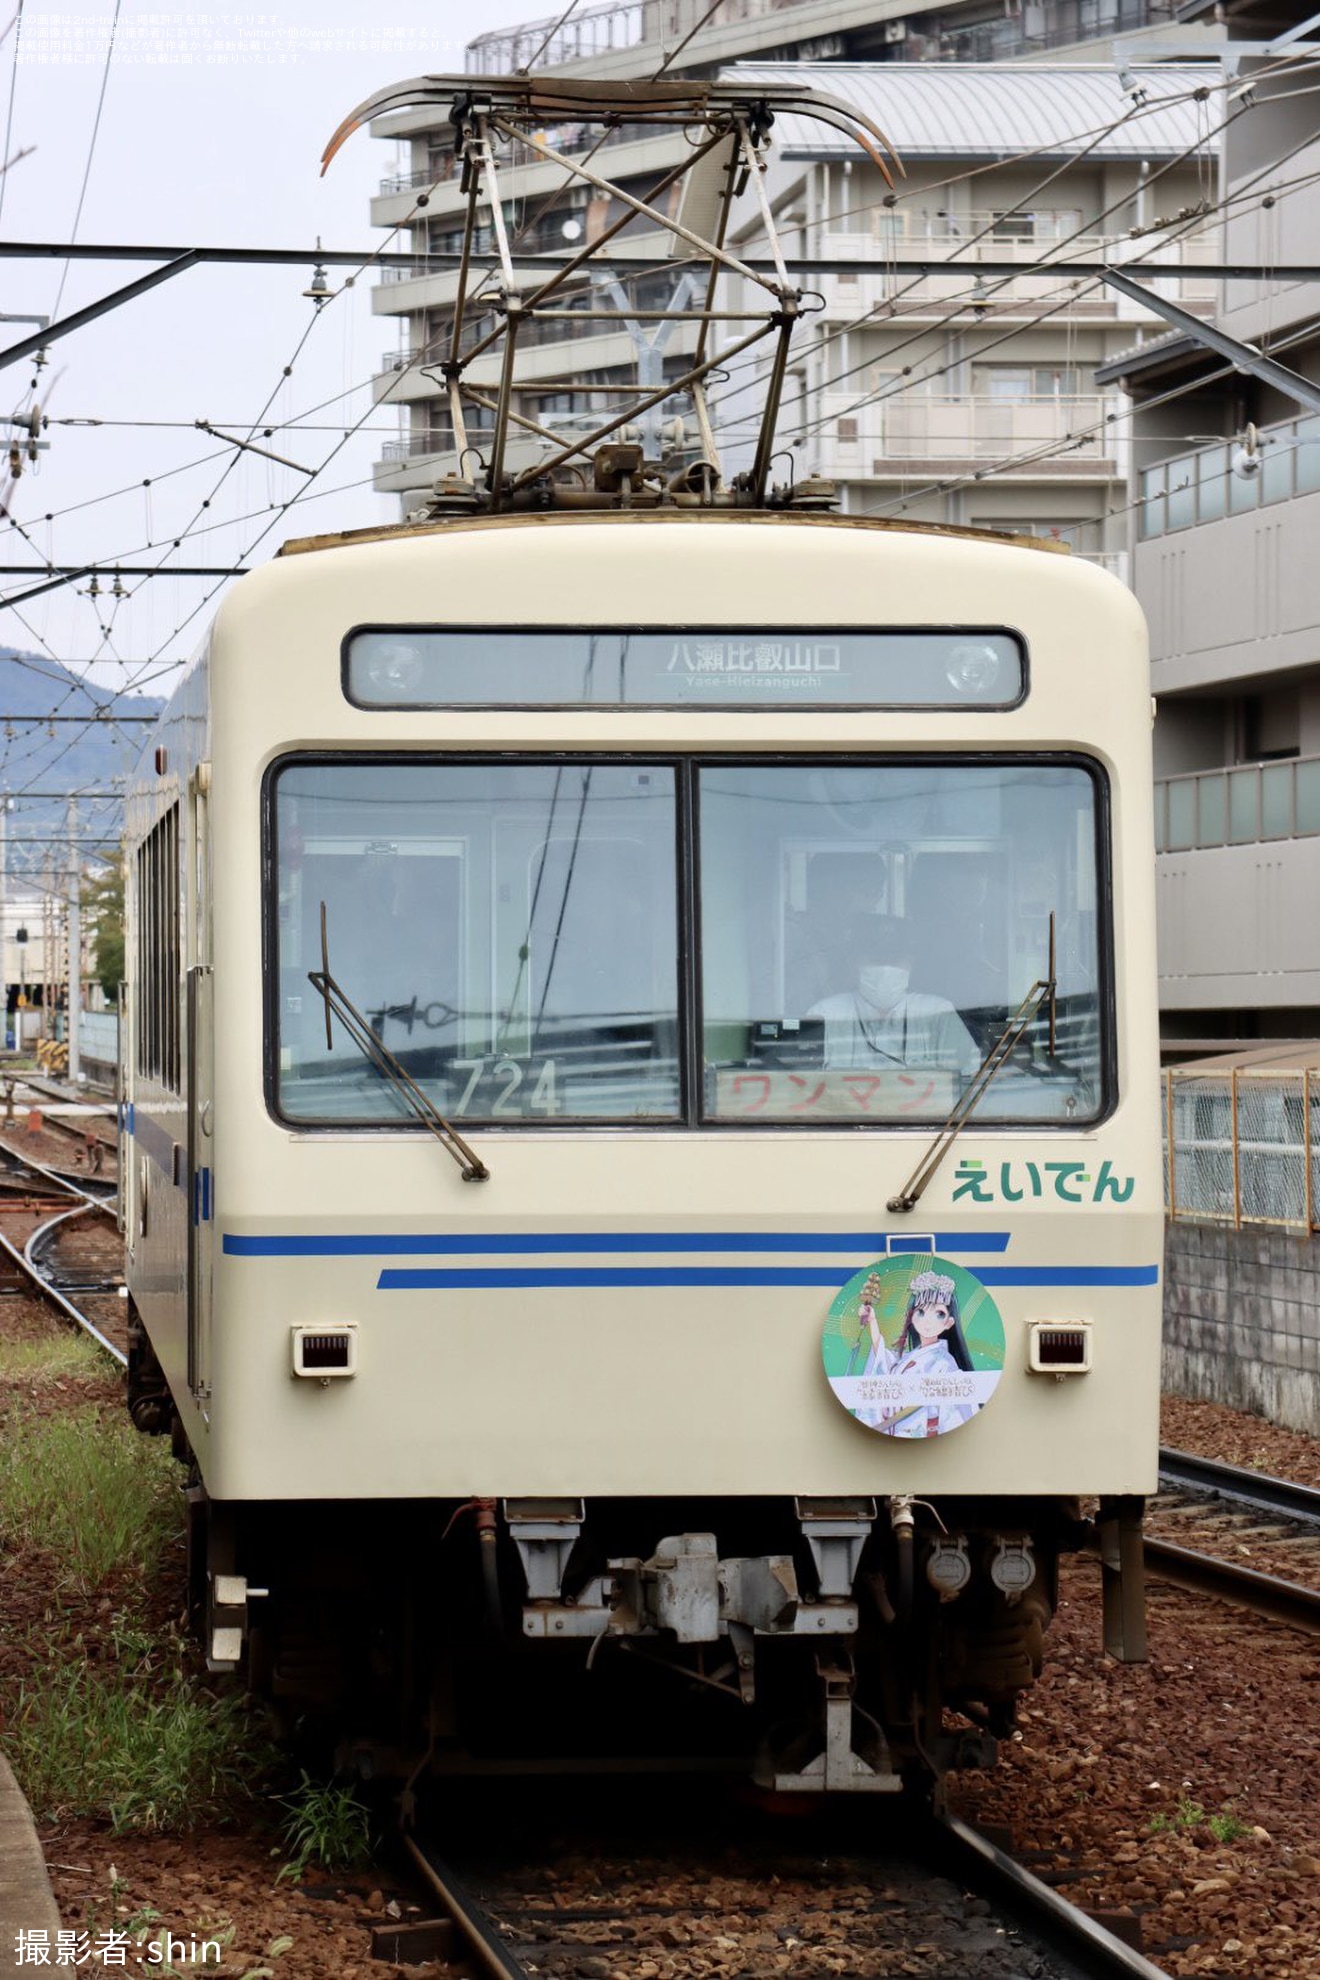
top-left (123, 511), bottom-right (1160, 1791)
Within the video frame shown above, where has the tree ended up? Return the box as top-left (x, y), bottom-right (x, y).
top-left (84, 858), bottom-right (125, 1006)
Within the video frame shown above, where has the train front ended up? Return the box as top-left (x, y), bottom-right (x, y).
top-left (196, 511), bottom-right (1161, 1789)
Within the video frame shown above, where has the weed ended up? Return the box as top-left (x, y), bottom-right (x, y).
top-left (2, 1658), bottom-right (263, 1831)
top-left (277, 1773), bottom-right (373, 1881)
top-left (0, 1334), bottom-right (105, 1383)
top-left (0, 1403), bottom-right (177, 1589)
top-left (1148, 1796), bottom-right (1250, 1845)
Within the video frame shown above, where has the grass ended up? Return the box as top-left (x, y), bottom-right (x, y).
top-left (1148, 1796), bottom-right (1251, 1844)
top-left (277, 1774), bottom-right (374, 1881)
top-left (0, 1380), bottom-right (279, 1834)
top-left (5, 1658), bottom-right (260, 1832)
top-left (0, 1400), bottom-right (178, 1589)
top-left (0, 1330), bottom-right (108, 1383)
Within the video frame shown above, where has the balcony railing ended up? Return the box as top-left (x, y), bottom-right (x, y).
top-left (906, 0), bottom-right (1178, 64)
top-left (825, 213), bottom-right (1216, 256)
top-left (817, 219), bottom-right (1218, 316)
top-left (464, 0), bottom-right (1181, 74)
top-left (821, 392), bottom-right (1112, 470)
top-left (1140, 412), bottom-right (1320, 542)
top-left (1155, 751), bottom-right (1320, 854)
top-left (1164, 1066), bottom-right (1320, 1233)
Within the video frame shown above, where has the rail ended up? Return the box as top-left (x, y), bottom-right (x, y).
top-left (1163, 1065), bottom-right (1320, 1233)
top-left (0, 1155), bottom-right (125, 1367)
top-left (1159, 1447), bottom-right (1320, 1525)
top-left (1143, 1537), bottom-right (1320, 1634)
top-left (931, 1815), bottom-right (1173, 1978)
top-left (402, 1817), bottom-right (1169, 1979)
top-left (399, 1838), bottom-right (528, 1980)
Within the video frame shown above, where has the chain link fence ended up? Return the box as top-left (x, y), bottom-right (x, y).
top-left (1164, 1067), bottom-right (1317, 1231)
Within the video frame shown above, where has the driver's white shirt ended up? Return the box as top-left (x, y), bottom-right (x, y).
top-left (808, 989), bottom-right (980, 1075)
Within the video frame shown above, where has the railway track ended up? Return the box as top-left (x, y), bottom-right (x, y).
top-left (0, 1140), bottom-right (126, 1367)
top-left (1144, 1445), bottom-right (1320, 1634)
top-left (1158, 1446), bottom-right (1320, 1525)
top-left (392, 1800), bottom-right (1173, 1980)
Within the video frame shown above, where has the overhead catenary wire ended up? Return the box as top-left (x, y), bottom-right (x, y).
top-left (0, 0), bottom-right (23, 228)
top-left (6, 59), bottom-right (1320, 788)
top-left (49, 0), bottom-right (121, 323)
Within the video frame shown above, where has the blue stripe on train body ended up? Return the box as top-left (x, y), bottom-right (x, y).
top-left (217, 1230), bottom-right (1157, 1291)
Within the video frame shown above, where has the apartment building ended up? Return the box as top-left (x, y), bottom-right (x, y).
top-left (368, 0), bottom-right (1220, 537)
top-left (713, 62), bottom-right (1216, 564)
top-left (1097, 37), bottom-right (1320, 1040)
top-left (464, 0), bottom-right (1205, 78)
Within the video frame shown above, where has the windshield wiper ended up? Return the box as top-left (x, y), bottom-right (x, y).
top-left (307, 903), bottom-right (490, 1183)
top-left (886, 913), bottom-right (1057, 1215)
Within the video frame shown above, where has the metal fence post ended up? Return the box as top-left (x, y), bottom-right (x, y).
top-left (1231, 1067), bottom-right (1241, 1230)
top-left (1166, 1070), bottom-right (1176, 1222)
top-left (1307, 1070), bottom-right (1314, 1233)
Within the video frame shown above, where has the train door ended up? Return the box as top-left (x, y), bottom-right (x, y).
top-left (186, 765), bottom-right (213, 1400)
top-left (118, 922), bottom-right (133, 1244)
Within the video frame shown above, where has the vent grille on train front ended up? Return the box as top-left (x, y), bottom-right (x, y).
top-left (290, 1324), bottom-right (358, 1379)
top-left (1026, 1320), bottom-right (1092, 1374)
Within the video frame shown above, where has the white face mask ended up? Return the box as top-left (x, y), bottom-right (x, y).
top-left (858, 965), bottom-right (909, 1013)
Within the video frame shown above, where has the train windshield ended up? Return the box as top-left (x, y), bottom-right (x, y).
top-left (270, 756), bottom-right (1106, 1127)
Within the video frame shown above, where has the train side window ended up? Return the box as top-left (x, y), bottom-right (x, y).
top-left (134, 803), bottom-right (181, 1092)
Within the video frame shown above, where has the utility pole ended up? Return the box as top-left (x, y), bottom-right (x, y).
top-left (41, 864), bottom-right (53, 1042)
top-left (0, 792), bottom-right (6, 1051)
top-left (67, 796), bottom-right (80, 1084)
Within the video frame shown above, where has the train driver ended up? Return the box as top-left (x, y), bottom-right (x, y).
top-left (808, 913), bottom-right (980, 1077)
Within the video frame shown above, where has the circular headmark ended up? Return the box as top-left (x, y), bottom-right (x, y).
top-left (821, 1251), bottom-right (1005, 1439)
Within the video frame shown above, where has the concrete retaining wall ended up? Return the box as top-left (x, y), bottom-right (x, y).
top-left (1163, 1221), bottom-right (1320, 1434)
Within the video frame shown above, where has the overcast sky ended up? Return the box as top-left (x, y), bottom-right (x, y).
top-left (1, 0), bottom-right (558, 696)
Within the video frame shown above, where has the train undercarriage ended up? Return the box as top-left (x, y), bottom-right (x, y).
top-left (185, 1475), bottom-right (1138, 1796)
top-left (129, 1326), bottom-right (1146, 1795)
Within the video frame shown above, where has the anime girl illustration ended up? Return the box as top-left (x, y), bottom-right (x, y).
top-left (836, 1263), bottom-right (989, 1438)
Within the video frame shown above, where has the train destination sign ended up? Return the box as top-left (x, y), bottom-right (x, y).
top-left (345, 628), bottom-right (1024, 709)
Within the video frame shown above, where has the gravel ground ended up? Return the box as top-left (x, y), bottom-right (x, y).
top-left (0, 1113), bottom-right (118, 1185)
top-left (4, 1300), bottom-right (1317, 1978)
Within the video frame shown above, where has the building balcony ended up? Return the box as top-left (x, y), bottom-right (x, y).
top-left (371, 235), bottom-right (666, 316)
top-left (370, 130), bottom-right (681, 229)
top-left (461, 0), bottom-right (1192, 81)
top-left (814, 391), bottom-right (1117, 479)
top-left (902, 0), bottom-right (1179, 63)
top-left (1219, 133), bottom-right (1320, 347)
top-left (1157, 752), bottom-right (1320, 857)
top-left (1156, 753), bottom-right (1320, 1009)
top-left (462, 0), bottom-right (917, 83)
top-left (1136, 416), bottom-right (1320, 694)
top-left (813, 218), bottom-right (1219, 319)
top-left (1157, 827), bottom-right (1320, 1012)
